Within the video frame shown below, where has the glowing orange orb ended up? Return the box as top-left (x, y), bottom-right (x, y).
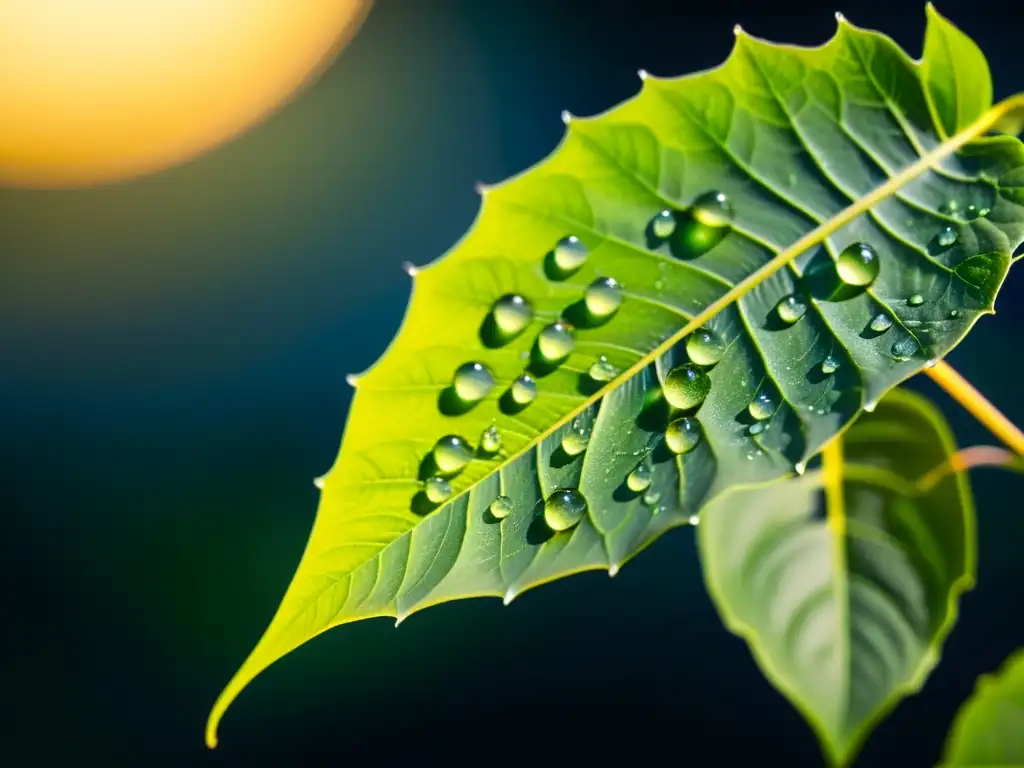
top-left (0, 0), bottom-right (372, 188)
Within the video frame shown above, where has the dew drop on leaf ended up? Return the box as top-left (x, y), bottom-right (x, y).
top-left (588, 355), bottom-right (620, 382)
top-left (892, 337), bottom-right (920, 361)
top-left (749, 422), bottom-right (765, 436)
top-left (686, 327), bottom-right (726, 366)
top-left (544, 488), bottom-right (588, 531)
top-left (673, 191), bottom-right (733, 257)
top-left (651, 209), bottom-right (676, 238)
top-left (687, 514), bottom-right (700, 526)
top-left (489, 495), bottom-right (513, 520)
top-left (433, 435), bottom-right (473, 474)
top-left (479, 424), bottom-right (502, 454)
top-left (748, 388), bottom-right (777, 421)
top-left (665, 416), bottom-right (702, 454)
top-left (490, 294), bottom-right (534, 338)
top-left (908, 293), bottom-right (925, 307)
top-left (561, 417), bottom-right (591, 456)
top-left (642, 488), bottom-right (661, 506)
top-left (584, 276), bottom-right (623, 319)
top-left (949, 309), bottom-right (959, 318)
top-left (626, 459), bottom-right (653, 492)
top-left (510, 374), bottom-right (537, 405)
top-left (820, 355), bottom-right (840, 375)
top-left (776, 294), bottom-right (807, 325)
top-left (553, 235), bottom-right (589, 273)
top-left (536, 322), bottom-right (575, 362)
top-left (836, 242), bottom-right (880, 287)
top-left (452, 361), bottom-right (494, 403)
top-left (663, 363), bottom-right (711, 410)
top-left (692, 191), bottom-right (733, 228)
top-left (424, 476), bottom-right (453, 503)
top-left (870, 313), bottom-right (894, 333)
top-left (936, 226), bottom-right (958, 249)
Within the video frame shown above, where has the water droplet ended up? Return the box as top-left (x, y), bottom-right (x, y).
top-left (490, 294), bottom-right (534, 338)
top-left (869, 313), bottom-right (894, 333)
top-left (892, 337), bottom-right (920, 361)
top-left (433, 435), bottom-right (473, 474)
top-left (561, 417), bottom-right (591, 456)
top-left (553, 235), bottom-right (589, 274)
top-left (749, 422), bottom-right (765, 436)
top-left (965, 204), bottom-right (979, 219)
top-left (820, 355), bottom-right (840, 375)
top-left (776, 294), bottom-right (807, 325)
top-left (536, 322), bottom-right (575, 362)
top-left (687, 515), bottom-right (700, 526)
top-left (452, 362), bottom-right (495, 403)
top-left (654, 279), bottom-right (665, 290)
top-left (795, 461), bottom-right (806, 475)
top-left (864, 400), bottom-right (877, 413)
top-left (663, 363), bottom-right (711, 410)
top-left (936, 226), bottom-right (958, 249)
top-left (584, 277), bottom-right (622, 319)
top-left (510, 374), bottom-right (537, 405)
top-left (588, 356), bottom-right (620, 382)
top-left (692, 191), bottom-right (733, 228)
top-left (642, 488), bottom-right (661, 506)
top-left (480, 424), bottom-right (502, 454)
top-left (424, 476), bottom-right (453, 503)
top-left (908, 294), bottom-right (925, 307)
top-left (949, 309), bottom-right (960, 318)
top-left (748, 388), bottom-right (777, 421)
top-left (836, 242), bottom-right (880, 287)
top-left (651, 209), bottom-right (676, 238)
top-left (489, 495), bottom-right (513, 520)
top-left (544, 488), bottom-right (588, 531)
top-left (626, 460), bottom-right (653, 492)
top-left (665, 417), bottom-right (703, 454)
top-left (313, 477), bottom-right (326, 490)
top-left (686, 328), bottom-right (726, 366)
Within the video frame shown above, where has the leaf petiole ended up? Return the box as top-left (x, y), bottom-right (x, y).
top-left (925, 361), bottom-right (1024, 456)
top-left (916, 445), bottom-right (1024, 493)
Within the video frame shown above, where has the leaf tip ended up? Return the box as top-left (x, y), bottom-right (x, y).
top-left (834, 11), bottom-right (847, 24)
top-left (345, 373), bottom-right (360, 387)
top-left (687, 514), bottom-right (700, 526)
top-left (794, 461), bottom-right (807, 476)
top-left (560, 109), bottom-right (572, 125)
top-left (401, 260), bottom-right (419, 277)
top-left (473, 180), bottom-right (489, 195)
top-left (313, 476), bottom-right (326, 490)
top-left (732, 23), bottom-right (744, 36)
top-left (608, 563), bottom-right (620, 577)
top-left (637, 68), bottom-right (649, 81)
top-left (502, 588), bottom-right (516, 605)
top-left (394, 614), bottom-right (406, 627)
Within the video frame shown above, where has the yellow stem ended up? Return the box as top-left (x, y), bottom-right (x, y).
top-left (925, 361), bottom-right (1024, 456)
top-left (917, 445), bottom-right (1021, 493)
top-left (822, 437), bottom-right (846, 536)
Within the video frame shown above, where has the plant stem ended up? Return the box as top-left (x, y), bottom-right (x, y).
top-left (917, 445), bottom-right (1022, 493)
top-left (925, 361), bottom-right (1024, 456)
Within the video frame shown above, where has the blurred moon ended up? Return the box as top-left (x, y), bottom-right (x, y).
top-left (0, 0), bottom-right (372, 188)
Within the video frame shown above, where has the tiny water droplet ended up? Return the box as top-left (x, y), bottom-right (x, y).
top-left (553, 235), bottom-right (589, 273)
top-left (748, 388), bottom-right (777, 421)
top-left (795, 461), bottom-right (806, 475)
top-left (544, 488), bottom-right (588, 531)
top-left (584, 277), bottom-right (623, 319)
top-left (908, 294), bottom-right (925, 307)
top-left (642, 488), bottom-right (661, 506)
top-left (489, 495), bottom-right (514, 520)
top-left (892, 337), bottom-right (920, 361)
top-left (692, 191), bottom-right (733, 228)
top-left (663, 363), bottom-right (711, 410)
top-left (749, 422), bottom-right (765, 436)
top-left (561, 418), bottom-right (591, 456)
top-left (651, 209), bottom-right (676, 238)
top-left (452, 362), bottom-right (495, 403)
top-left (687, 515), bottom-right (700, 526)
top-left (686, 327), bottom-right (726, 366)
top-left (424, 476), bottom-right (453, 503)
top-left (490, 294), bottom-right (534, 338)
top-left (536, 322), bottom-right (575, 362)
top-left (665, 417), bottom-right (702, 454)
top-left (626, 459), bottom-right (653, 492)
top-left (949, 309), bottom-right (960, 318)
top-left (864, 400), bottom-right (877, 413)
top-left (433, 435), bottom-right (473, 474)
top-left (870, 313), bottom-right (894, 333)
top-left (313, 477), bottom-right (325, 490)
top-left (480, 424), bottom-right (502, 454)
top-left (776, 294), bottom-right (807, 325)
top-left (820, 355), bottom-right (840, 375)
top-left (936, 226), bottom-right (958, 249)
top-left (510, 374), bottom-right (537, 405)
top-left (965, 204), bottom-right (978, 219)
top-left (588, 356), bottom-right (620, 382)
top-left (836, 242), bottom-right (880, 287)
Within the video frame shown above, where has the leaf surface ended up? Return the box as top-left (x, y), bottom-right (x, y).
top-left (207, 9), bottom-right (1024, 745)
top-left (698, 388), bottom-right (976, 767)
top-left (941, 648), bottom-right (1024, 767)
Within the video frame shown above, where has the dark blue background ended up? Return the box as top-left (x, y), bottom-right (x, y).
top-left (2, 0), bottom-right (1022, 764)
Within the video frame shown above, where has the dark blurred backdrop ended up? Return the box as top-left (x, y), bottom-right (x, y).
top-left (2, 0), bottom-right (1022, 765)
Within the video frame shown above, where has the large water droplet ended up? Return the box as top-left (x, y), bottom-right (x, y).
top-left (663, 363), bottom-right (711, 410)
top-left (510, 374), bottom-right (537, 405)
top-left (588, 356), bottom-right (620, 382)
top-left (673, 191), bottom-right (733, 257)
top-left (424, 476), bottom-right (453, 503)
top-left (665, 417), bottom-right (702, 454)
top-left (490, 294), bottom-right (534, 338)
top-left (626, 460), bottom-right (653, 492)
top-left (561, 417), bottom-right (591, 456)
top-left (870, 313), bottom-right (894, 333)
top-left (452, 362), bottom-right (495, 402)
top-left (892, 337), bottom-right (920, 361)
top-left (651, 209), bottom-right (676, 238)
top-left (544, 488), bottom-right (588, 531)
top-left (536, 322), bottom-right (575, 362)
top-left (489, 495), bottom-right (513, 520)
top-left (836, 242), bottom-right (880, 287)
top-left (584, 277), bottom-right (622, 319)
top-left (748, 388), bottom-right (777, 421)
top-left (908, 294), bottom-right (925, 307)
top-left (433, 435), bottom-right (473, 474)
top-left (692, 191), bottom-right (733, 228)
top-left (820, 355), bottom-right (840, 375)
top-left (686, 328), bottom-right (726, 366)
top-left (553, 235), bottom-right (589, 274)
top-left (480, 424), bottom-right (502, 454)
top-left (776, 294), bottom-right (807, 325)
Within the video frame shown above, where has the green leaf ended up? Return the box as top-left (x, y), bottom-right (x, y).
top-left (697, 387), bottom-right (976, 767)
top-left (921, 4), bottom-right (993, 138)
top-left (941, 648), bottom-right (1024, 767)
top-left (207, 9), bottom-right (1024, 745)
